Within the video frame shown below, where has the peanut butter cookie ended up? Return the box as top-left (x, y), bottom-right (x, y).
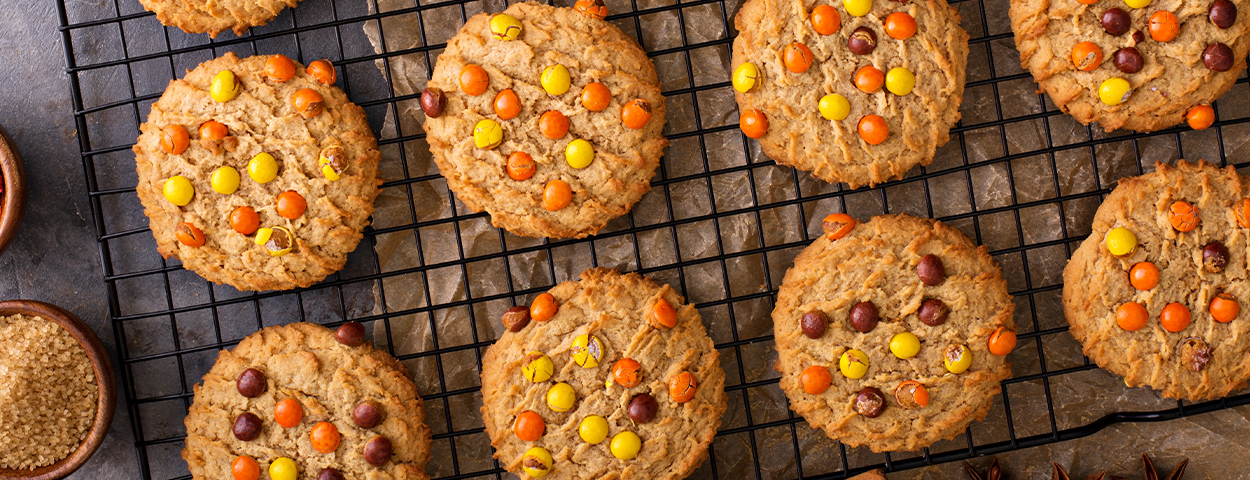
top-left (138, 0), bottom-right (300, 38)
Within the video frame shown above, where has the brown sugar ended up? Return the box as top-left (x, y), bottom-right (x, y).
top-left (0, 314), bottom-right (98, 470)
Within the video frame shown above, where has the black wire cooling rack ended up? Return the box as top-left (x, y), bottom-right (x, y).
top-left (55, 0), bottom-right (1250, 478)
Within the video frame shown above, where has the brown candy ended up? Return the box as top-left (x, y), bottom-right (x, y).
top-left (848, 302), bottom-right (879, 333)
top-left (1114, 47), bottom-right (1144, 74)
top-left (1204, 42), bottom-right (1234, 72)
top-left (502, 306), bottom-right (531, 332)
top-left (800, 311), bottom-right (828, 339)
top-left (854, 386), bottom-right (886, 418)
top-left (1178, 337), bottom-right (1212, 372)
top-left (236, 368), bottom-right (267, 398)
top-left (364, 435), bottom-right (393, 466)
top-left (232, 412), bottom-right (263, 441)
top-left (916, 254), bottom-right (946, 286)
top-left (627, 393), bottom-right (659, 423)
top-left (1132, 29), bottom-right (1145, 44)
top-left (421, 87), bottom-right (446, 118)
top-left (354, 401), bottom-right (385, 429)
top-left (1210, 0), bottom-right (1237, 29)
top-left (1101, 8), bottom-right (1131, 36)
top-left (318, 469), bottom-right (346, 480)
top-left (1202, 241), bottom-right (1229, 273)
top-left (918, 298), bottom-right (949, 326)
top-left (848, 27), bottom-right (877, 55)
top-left (335, 321), bottom-right (367, 346)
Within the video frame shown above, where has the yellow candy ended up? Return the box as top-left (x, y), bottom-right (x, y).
top-left (1124, 0), bottom-right (1150, 8)
top-left (210, 166), bottom-right (240, 194)
top-left (885, 67), bottom-right (915, 96)
top-left (839, 349), bottom-right (869, 379)
top-left (732, 62), bottom-right (760, 93)
top-left (163, 176), bottom-right (194, 206)
top-left (944, 345), bottom-right (972, 374)
top-left (890, 332), bottom-right (921, 359)
top-left (541, 64), bottom-right (571, 96)
top-left (546, 382), bottom-right (576, 412)
top-left (255, 228), bottom-right (272, 246)
top-left (319, 145), bottom-right (345, 181)
top-left (268, 457), bottom-right (298, 480)
top-left (818, 94), bottom-right (850, 121)
top-left (474, 119), bottom-right (503, 149)
top-left (1105, 227), bottom-right (1137, 256)
top-left (1098, 78), bottom-right (1131, 106)
top-left (578, 415), bottom-right (609, 444)
top-left (572, 334), bottom-right (603, 368)
top-left (248, 152), bottom-right (279, 183)
top-left (522, 352), bottom-right (554, 383)
top-left (610, 431), bottom-right (642, 460)
top-left (254, 226), bottom-right (294, 257)
top-left (490, 13), bottom-right (523, 41)
top-left (522, 447), bottom-right (554, 478)
top-left (565, 139), bottom-right (594, 169)
top-left (210, 70), bottom-right (240, 103)
top-left (843, 0), bottom-right (872, 17)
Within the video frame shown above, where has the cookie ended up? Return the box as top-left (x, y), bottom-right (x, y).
top-left (731, 0), bottom-right (968, 188)
top-left (772, 213), bottom-right (1015, 452)
top-left (1010, 0), bottom-right (1250, 132)
top-left (134, 52), bottom-right (381, 292)
top-left (479, 268), bottom-right (726, 479)
top-left (422, 2), bottom-right (668, 239)
top-left (182, 322), bottom-right (431, 479)
top-left (138, 0), bottom-right (300, 38)
top-left (1063, 160), bottom-right (1250, 401)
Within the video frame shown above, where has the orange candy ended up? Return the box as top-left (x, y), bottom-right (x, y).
top-left (669, 371), bottom-right (697, 403)
top-left (506, 151), bottom-right (536, 181)
top-left (307, 59), bottom-right (337, 85)
top-left (232, 456), bottom-right (260, 480)
top-left (1168, 200), bottom-right (1198, 232)
top-left (885, 12), bottom-right (917, 40)
top-left (292, 88), bottom-right (324, 118)
top-left (161, 125), bottom-right (189, 155)
top-left (199, 120), bottom-right (228, 141)
top-left (494, 89), bottom-right (521, 120)
top-left (799, 365), bottom-right (831, 394)
top-left (1148, 11), bottom-right (1179, 42)
top-left (822, 213), bottom-right (855, 240)
top-left (1077, 0), bottom-right (1098, 4)
top-left (274, 397), bottom-right (304, 428)
top-left (987, 326), bottom-right (1017, 356)
top-left (854, 65), bottom-right (884, 93)
top-left (1160, 302), bottom-right (1191, 333)
top-left (265, 54), bottom-right (297, 83)
top-left (530, 292), bottom-right (559, 321)
top-left (542, 180), bottom-right (572, 211)
top-left (574, 0), bottom-right (609, 19)
top-left (1116, 302), bottom-right (1148, 331)
top-left (651, 298), bottom-right (677, 329)
top-left (621, 99), bottom-right (653, 129)
top-left (230, 206), bottom-right (260, 235)
top-left (1129, 262), bottom-right (1159, 290)
top-left (1071, 42), bottom-right (1103, 71)
top-left (310, 421), bottom-right (341, 453)
top-left (1234, 198), bottom-right (1250, 228)
top-left (811, 5), bottom-right (841, 35)
top-left (1187, 105), bottom-right (1215, 130)
top-left (857, 115), bottom-right (888, 145)
top-left (459, 64), bottom-right (489, 96)
top-left (612, 358), bottom-right (642, 388)
top-left (1210, 292), bottom-right (1239, 323)
top-left (276, 190), bottom-right (307, 219)
top-left (783, 42), bottom-right (814, 73)
top-left (513, 410), bottom-right (545, 441)
top-left (896, 381), bottom-right (930, 408)
top-left (740, 108), bottom-right (768, 139)
top-left (581, 82), bottom-right (611, 111)
top-left (176, 223), bottom-right (206, 247)
top-left (539, 110), bottom-right (569, 139)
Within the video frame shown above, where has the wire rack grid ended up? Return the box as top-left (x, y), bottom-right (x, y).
top-left (55, 0), bottom-right (1250, 478)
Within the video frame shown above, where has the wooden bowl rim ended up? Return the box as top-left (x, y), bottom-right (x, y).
top-left (0, 300), bottom-right (116, 480)
top-left (0, 127), bottom-right (25, 257)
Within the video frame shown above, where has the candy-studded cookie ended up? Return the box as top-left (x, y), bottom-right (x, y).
top-left (138, 0), bottom-right (300, 38)
top-left (182, 322), bottom-right (431, 480)
top-left (1010, 0), bottom-right (1249, 132)
top-left (480, 268), bottom-right (726, 479)
top-left (1064, 160), bottom-right (1250, 400)
top-left (422, 2), bottom-right (668, 239)
top-left (134, 52), bottom-right (381, 291)
top-left (773, 214), bottom-right (1015, 452)
top-left (731, 0), bottom-right (968, 188)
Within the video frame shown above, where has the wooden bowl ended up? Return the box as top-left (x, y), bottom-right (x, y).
top-left (0, 126), bottom-right (26, 256)
top-left (0, 300), bottom-right (116, 480)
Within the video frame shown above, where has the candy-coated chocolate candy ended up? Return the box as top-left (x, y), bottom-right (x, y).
top-left (265, 55), bottom-right (296, 83)
top-left (1210, 292), bottom-right (1239, 323)
top-left (572, 334), bottom-right (604, 368)
top-left (627, 394), bottom-right (658, 423)
top-left (474, 119), bottom-right (503, 149)
top-left (839, 349), bottom-right (869, 379)
top-left (621, 99), bottom-right (653, 129)
top-left (895, 381), bottom-right (929, 409)
top-left (811, 5), bottom-right (841, 35)
top-left (612, 358), bottom-right (642, 387)
top-left (1236, 198), bottom-right (1250, 228)
top-left (818, 94), bottom-right (850, 121)
top-left (575, 0), bottom-right (609, 19)
top-left (163, 176), bottom-right (194, 206)
top-left (848, 27), bottom-right (877, 55)
top-left (740, 108), bottom-right (768, 138)
top-left (514, 410), bottom-right (545, 441)
top-left (1210, 0), bottom-right (1237, 28)
top-left (522, 447), bottom-right (554, 477)
top-left (565, 139), bottom-right (594, 169)
top-left (319, 145), bottom-right (345, 181)
top-left (237, 368), bottom-right (267, 397)
top-left (801, 311), bottom-right (828, 338)
top-left (522, 351), bottom-right (555, 383)
top-left (230, 206), bottom-right (260, 235)
top-left (1168, 201), bottom-right (1198, 232)
top-left (854, 65), bottom-right (884, 93)
top-left (353, 401), bottom-right (384, 429)
top-left (610, 431), bottom-right (642, 460)
top-left (885, 12), bottom-right (916, 39)
top-left (1206, 42), bottom-right (1235, 71)
top-left (1160, 302), bottom-right (1190, 332)
top-left (944, 345), bottom-right (971, 373)
top-left (546, 382), bottom-right (577, 412)
top-left (988, 326), bottom-right (1016, 356)
top-left (232, 412), bottom-right (262, 441)
top-left (211, 70), bottom-right (241, 102)
top-left (249, 152), bottom-right (279, 183)
top-left (855, 387), bottom-right (886, 417)
top-left (651, 298), bottom-right (677, 329)
top-left (460, 64), bottom-right (489, 96)
top-left (581, 82), bottom-right (611, 111)
top-left (578, 415), bottom-right (609, 444)
top-left (507, 151), bottom-right (536, 181)
top-left (162, 125), bottom-right (189, 155)
top-left (274, 397), bottom-right (304, 428)
top-left (857, 115), bottom-right (888, 145)
top-left (1104, 227), bottom-right (1136, 256)
top-left (1117, 302), bottom-right (1148, 331)
top-left (885, 67), bottom-right (914, 95)
top-left (822, 213), bottom-right (855, 239)
top-left (800, 365), bottom-right (831, 394)
top-left (669, 371), bottom-right (696, 403)
top-left (1148, 11), bottom-right (1179, 41)
top-left (1098, 77), bottom-right (1131, 106)
top-left (541, 65), bottom-right (571, 96)
top-left (255, 226), bottom-right (295, 257)
top-left (1102, 8), bottom-right (1131, 35)
top-left (199, 120), bottom-right (228, 141)
top-left (490, 13), bottom-right (523, 40)
top-left (1129, 262), bottom-right (1158, 290)
top-left (889, 332), bottom-right (920, 359)
top-left (310, 421), bottom-right (341, 453)
top-left (292, 88), bottom-right (324, 118)
top-left (335, 321), bottom-right (366, 346)
top-left (531, 292), bottom-right (558, 321)
top-left (732, 62), bottom-right (760, 93)
top-left (421, 88), bottom-right (446, 118)
top-left (783, 42), bottom-right (814, 73)
top-left (1124, 0), bottom-right (1150, 8)
top-left (268, 458), bottom-right (298, 480)
top-left (1187, 105), bottom-right (1216, 130)
top-left (211, 166), bottom-right (240, 194)
top-left (1072, 42), bottom-right (1103, 71)
top-left (494, 89), bottom-right (522, 120)
top-left (277, 190), bottom-right (307, 219)
top-left (843, 0), bottom-right (872, 17)
top-left (307, 60), bottom-right (336, 85)
top-left (232, 456), bottom-right (260, 480)
top-left (364, 436), bottom-right (393, 466)
top-left (540, 110), bottom-right (570, 139)
top-left (176, 223), bottom-right (206, 247)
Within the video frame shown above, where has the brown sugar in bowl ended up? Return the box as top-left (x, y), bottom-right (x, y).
top-left (0, 300), bottom-right (115, 480)
top-left (0, 126), bottom-right (26, 256)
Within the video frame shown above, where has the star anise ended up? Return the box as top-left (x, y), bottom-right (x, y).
top-left (1051, 463), bottom-right (1125, 480)
top-left (963, 458), bottom-right (1002, 480)
top-left (1141, 454), bottom-right (1188, 480)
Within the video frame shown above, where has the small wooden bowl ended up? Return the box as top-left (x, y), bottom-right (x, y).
top-left (0, 126), bottom-right (26, 256)
top-left (0, 300), bottom-right (116, 480)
